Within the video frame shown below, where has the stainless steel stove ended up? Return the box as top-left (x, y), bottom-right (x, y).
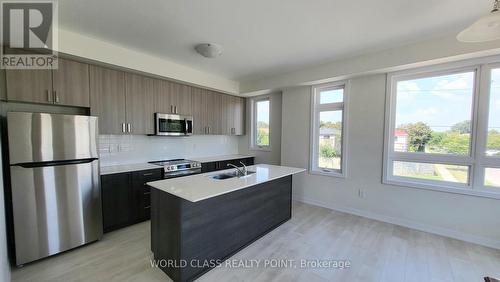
top-left (149, 159), bottom-right (202, 179)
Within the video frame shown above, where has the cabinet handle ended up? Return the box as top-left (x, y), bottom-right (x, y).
top-left (127, 123), bottom-right (131, 133)
top-left (53, 90), bottom-right (59, 103)
top-left (170, 105), bottom-right (173, 113)
top-left (121, 123), bottom-right (126, 133)
top-left (143, 172), bottom-right (153, 176)
top-left (208, 127), bottom-right (210, 134)
top-left (46, 90), bottom-right (51, 102)
top-left (174, 106), bottom-right (177, 114)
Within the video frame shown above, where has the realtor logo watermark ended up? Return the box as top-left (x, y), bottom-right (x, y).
top-left (1, 0), bottom-right (58, 69)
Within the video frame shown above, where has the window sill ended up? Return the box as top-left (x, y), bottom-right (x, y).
top-left (309, 169), bottom-right (345, 178)
top-left (250, 146), bottom-right (271, 152)
top-left (384, 178), bottom-right (500, 200)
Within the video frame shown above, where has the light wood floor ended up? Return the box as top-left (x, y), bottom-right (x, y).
top-left (12, 201), bottom-right (500, 282)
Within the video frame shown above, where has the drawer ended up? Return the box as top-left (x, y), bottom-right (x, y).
top-left (143, 183), bottom-right (151, 194)
top-left (144, 192), bottom-right (151, 207)
top-left (144, 206), bottom-right (151, 219)
top-left (132, 169), bottom-right (163, 182)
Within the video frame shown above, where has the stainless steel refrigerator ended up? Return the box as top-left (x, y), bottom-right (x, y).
top-left (7, 112), bottom-right (102, 265)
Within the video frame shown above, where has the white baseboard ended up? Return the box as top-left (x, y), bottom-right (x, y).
top-left (293, 194), bottom-right (500, 250)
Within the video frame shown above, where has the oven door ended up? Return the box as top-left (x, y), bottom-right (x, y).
top-left (155, 113), bottom-right (193, 136)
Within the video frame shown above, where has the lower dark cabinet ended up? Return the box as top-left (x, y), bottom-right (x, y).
top-left (201, 157), bottom-right (255, 173)
top-left (101, 158), bottom-right (254, 232)
top-left (201, 161), bottom-right (217, 173)
top-left (101, 173), bottom-right (132, 232)
top-left (101, 168), bottom-right (162, 232)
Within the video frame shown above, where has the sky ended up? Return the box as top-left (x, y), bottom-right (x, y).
top-left (256, 100), bottom-right (270, 124)
top-left (395, 70), bottom-right (500, 132)
top-left (319, 89), bottom-right (344, 123)
top-left (320, 89), bottom-right (343, 104)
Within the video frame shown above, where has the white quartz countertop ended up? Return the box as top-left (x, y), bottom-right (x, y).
top-left (190, 154), bottom-right (254, 163)
top-left (147, 164), bottom-right (306, 202)
top-left (100, 163), bottom-right (161, 175)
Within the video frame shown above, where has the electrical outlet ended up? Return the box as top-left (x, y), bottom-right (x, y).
top-left (109, 144), bottom-right (119, 153)
top-left (358, 189), bottom-right (366, 198)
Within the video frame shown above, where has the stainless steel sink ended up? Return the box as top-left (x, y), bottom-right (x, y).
top-left (209, 171), bottom-right (255, 180)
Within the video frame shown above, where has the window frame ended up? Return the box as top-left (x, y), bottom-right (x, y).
top-left (383, 58), bottom-right (500, 199)
top-left (474, 62), bottom-right (500, 192)
top-left (310, 81), bottom-right (349, 178)
top-left (251, 96), bottom-right (271, 151)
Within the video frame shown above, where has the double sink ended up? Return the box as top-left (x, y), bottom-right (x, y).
top-left (210, 171), bottom-right (256, 180)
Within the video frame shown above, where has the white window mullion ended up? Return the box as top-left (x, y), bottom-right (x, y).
top-left (473, 64), bottom-right (492, 189)
top-left (310, 81), bottom-right (348, 177)
top-left (478, 64), bottom-right (500, 190)
top-left (390, 152), bottom-right (473, 166)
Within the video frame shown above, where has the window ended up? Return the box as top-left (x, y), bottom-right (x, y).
top-left (252, 97), bottom-right (270, 150)
top-left (482, 66), bottom-right (500, 189)
top-left (486, 68), bottom-right (500, 157)
top-left (384, 60), bottom-right (500, 198)
top-left (311, 82), bottom-right (348, 177)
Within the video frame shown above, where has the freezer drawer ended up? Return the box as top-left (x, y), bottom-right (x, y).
top-left (7, 112), bottom-right (98, 164)
top-left (10, 159), bottom-right (102, 265)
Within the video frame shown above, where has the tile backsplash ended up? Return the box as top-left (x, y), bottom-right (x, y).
top-left (98, 135), bottom-right (239, 166)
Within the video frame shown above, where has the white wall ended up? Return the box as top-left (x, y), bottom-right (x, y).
top-left (241, 35), bottom-right (500, 95)
top-left (58, 29), bottom-right (239, 95)
top-left (238, 92), bottom-right (282, 165)
top-left (98, 135), bottom-right (239, 166)
top-left (0, 144), bottom-right (11, 282)
top-left (282, 75), bottom-right (500, 249)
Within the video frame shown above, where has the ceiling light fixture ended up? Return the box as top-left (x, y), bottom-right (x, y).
top-left (457, 0), bottom-right (500, 42)
top-left (194, 43), bottom-right (223, 58)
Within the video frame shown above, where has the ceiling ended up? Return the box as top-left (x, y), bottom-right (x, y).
top-left (59, 0), bottom-right (492, 82)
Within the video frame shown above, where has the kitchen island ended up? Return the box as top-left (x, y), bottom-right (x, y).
top-left (147, 164), bottom-right (305, 282)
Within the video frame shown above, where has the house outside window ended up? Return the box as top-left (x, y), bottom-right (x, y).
top-left (384, 58), bottom-right (500, 198)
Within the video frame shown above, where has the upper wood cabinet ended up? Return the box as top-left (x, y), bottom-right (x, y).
top-left (154, 80), bottom-right (192, 115)
top-left (169, 82), bottom-right (192, 115)
top-left (6, 69), bottom-right (53, 104)
top-left (191, 88), bottom-right (223, 135)
top-left (125, 73), bottom-right (155, 135)
top-left (190, 89), bottom-right (244, 136)
top-left (232, 96), bottom-right (245, 135)
top-left (3, 58), bottom-right (245, 136)
top-left (89, 66), bottom-right (126, 134)
top-left (191, 87), bottom-right (207, 135)
top-left (206, 90), bottom-right (222, 135)
top-left (52, 59), bottom-right (90, 107)
top-left (5, 58), bottom-right (90, 107)
top-left (221, 94), bottom-right (245, 136)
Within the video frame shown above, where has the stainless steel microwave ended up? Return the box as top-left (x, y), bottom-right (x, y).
top-left (154, 113), bottom-right (193, 136)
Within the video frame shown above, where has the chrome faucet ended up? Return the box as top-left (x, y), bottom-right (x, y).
top-left (227, 164), bottom-right (246, 177)
top-left (239, 161), bottom-right (248, 175)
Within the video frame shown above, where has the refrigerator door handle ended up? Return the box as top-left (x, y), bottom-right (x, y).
top-left (14, 158), bottom-right (99, 168)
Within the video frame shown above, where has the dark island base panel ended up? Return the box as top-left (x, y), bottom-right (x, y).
top-left (150, 176), bottom-right (293, 282)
